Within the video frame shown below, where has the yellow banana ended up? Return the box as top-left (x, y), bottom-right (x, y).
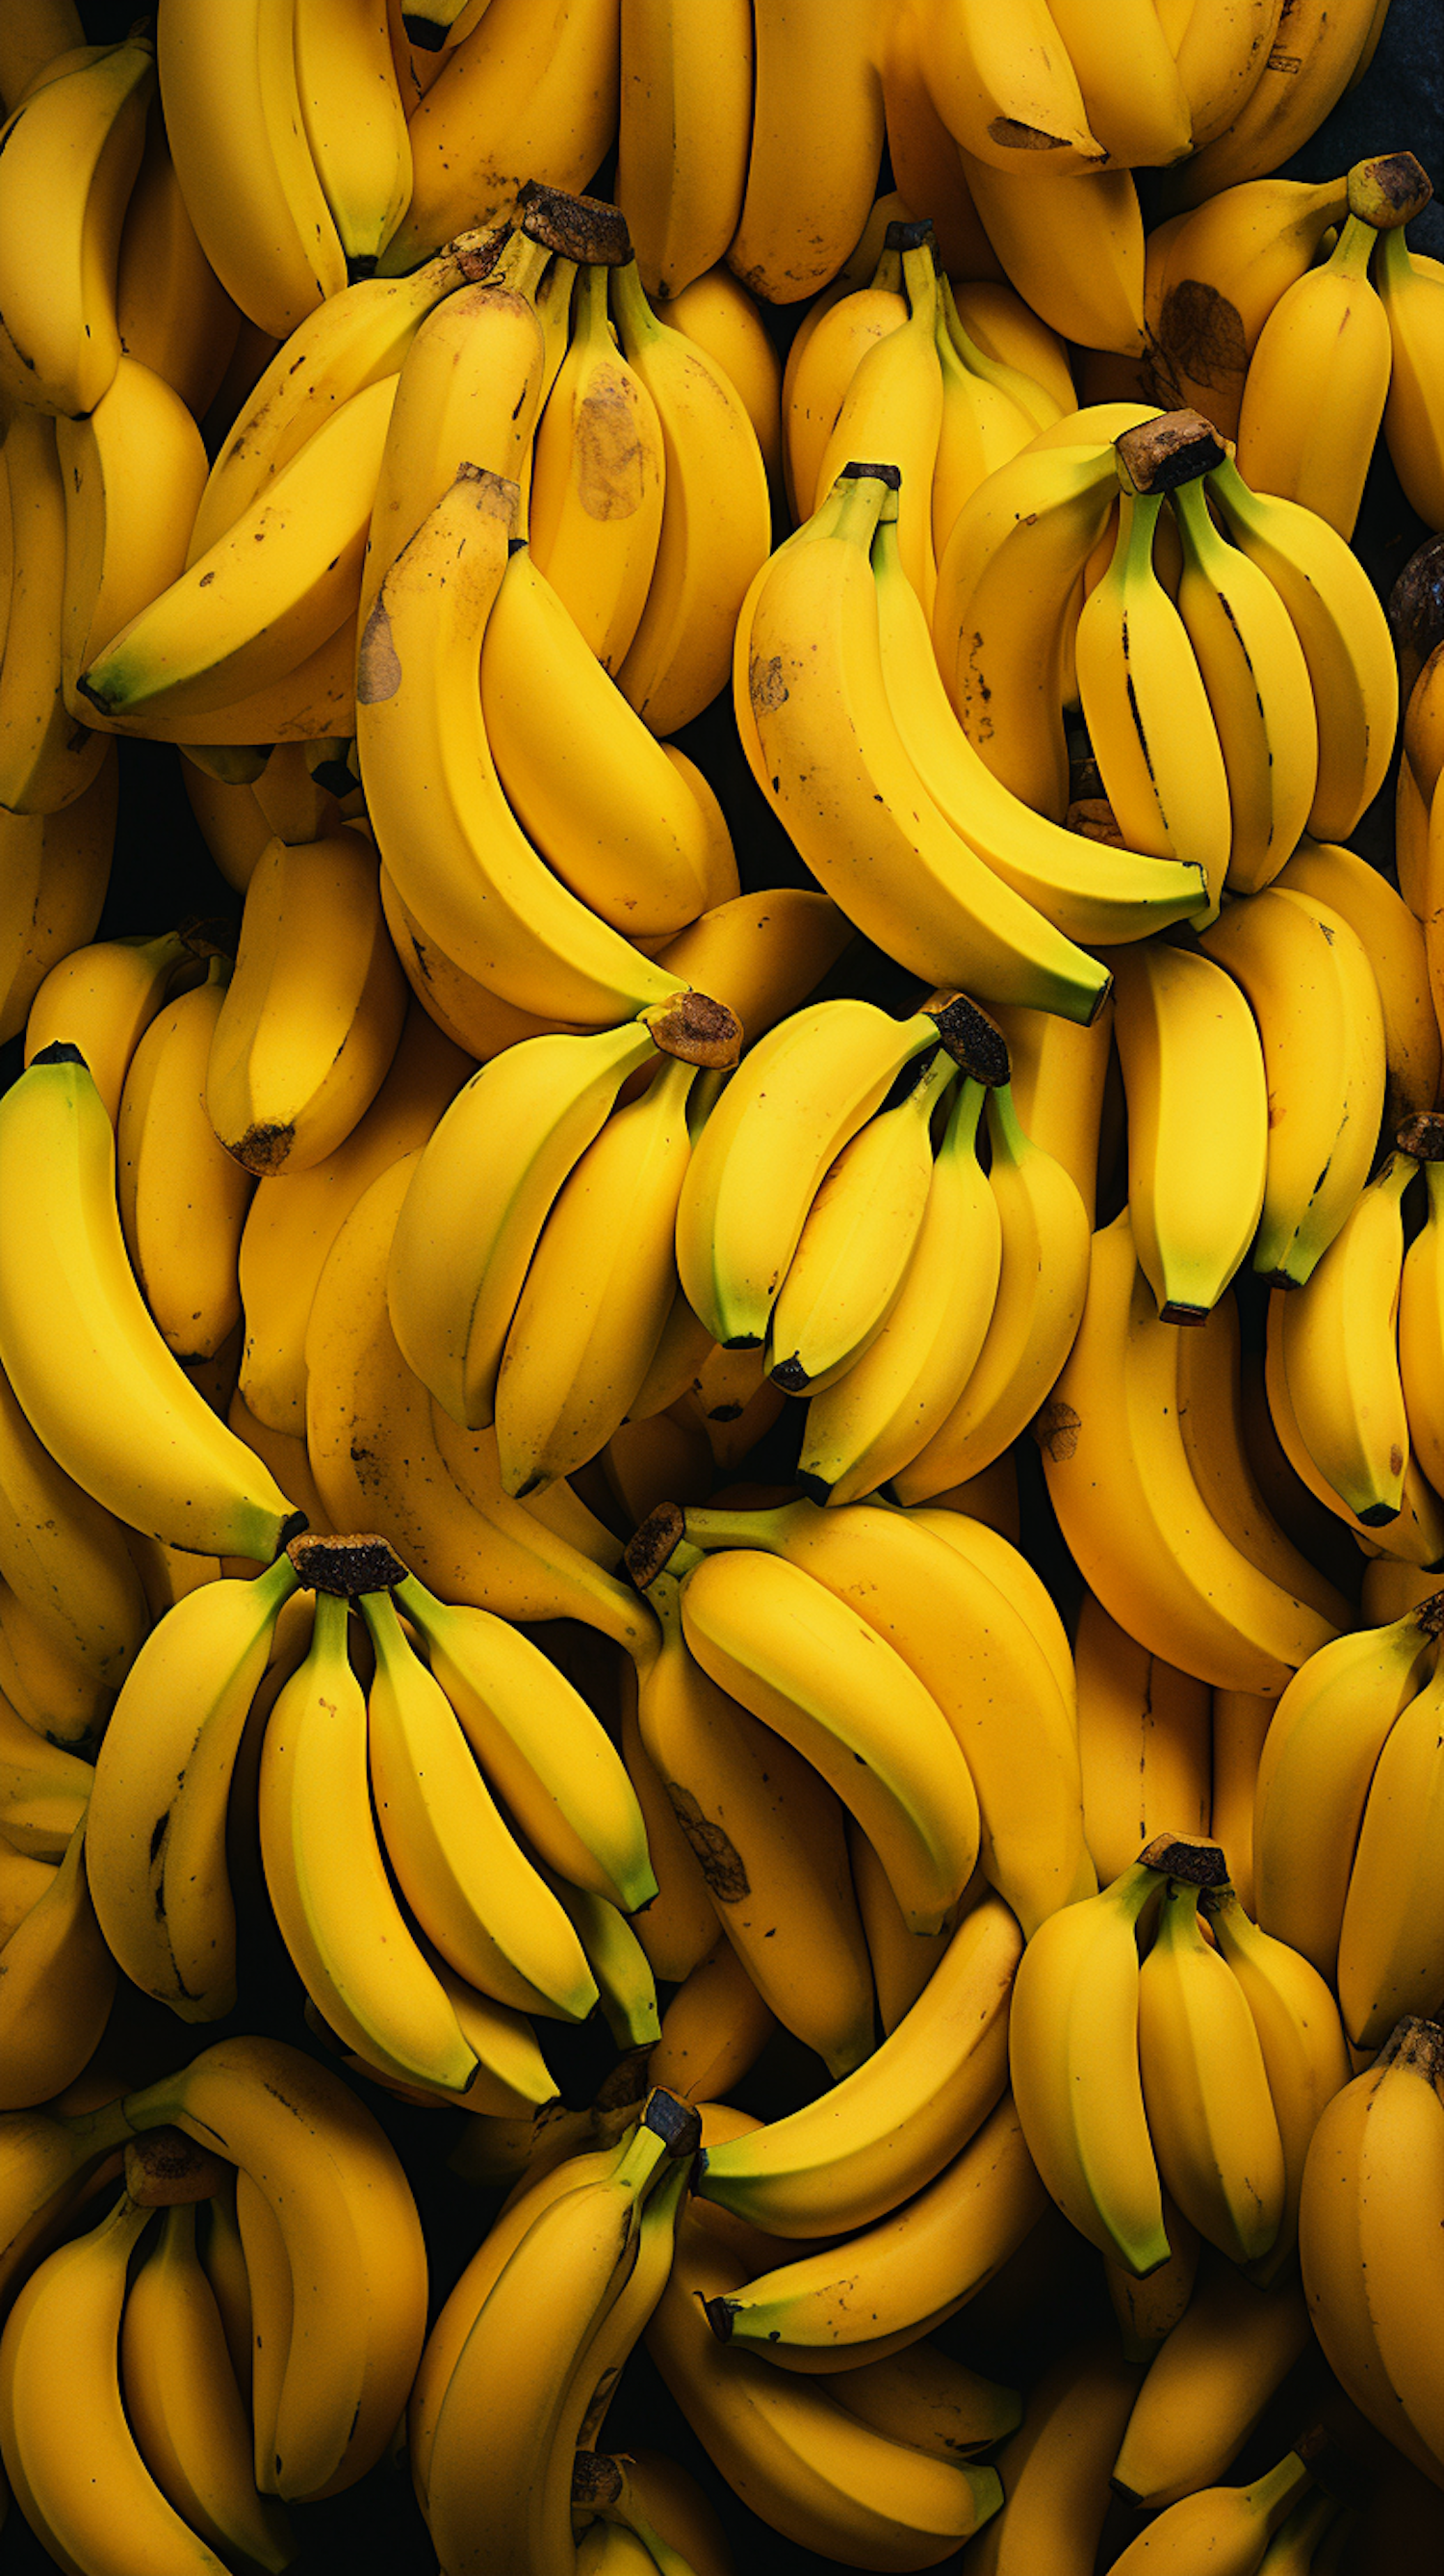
top-left (0, 2), bottom-right (87, 114)
top-left (1203, 1881), bottom-right (1352, 2280)
top-left (0, 34), bottom-right (154, 416)
top-left (990, 995), bottom-right (1113, 1228)
top-left (1276, 837), bottom-right (1440, 1128)
top-left (1110, 2450), bottom-right (1318, 2573)
top-left (1164, 0), bottom-right (1393, 208)
top-left (0, 1358), bottom-right (147, 1698)
top-left (292, 0), bottom-right (410, 278)
top-left (916, 0), bottom-right (1102, 169)
top-left (1209, 1687), bottom-right (1276, 1916)
top-left (1145, 176), bottom-right (1349, 443)
top-left (1274, 1148), bottom-right (1416, 1528)
top-left (24, 924), bottom-right (188, 1124)
top-left (648, 1932), bottom-right (776, 2103)
top-left (1336, 1654), bottom-right (1444, 2048)
top-left (0, 1819), bottom-right (115, 2109)
top-left (725, 0), bottom-right (885, 307)
top-left (617, 0), bottom-right (751, 298)
top-left (1235, 213), bottom-right (1391, 542)
top-left (661, 269), bottom-right (785, 492)
top-left (784, 245), bottom-right (905, 528)
top-left (113, 102), bottom-right (241, 423)
top-left (1137, 1869), bottom-right (1286, 2265)
top-left (610, 257), bottom-right (771, 737)
top-left (0, 757), bottom-right (117, 1046)
top-left (117, 964), bottom-right (254, 1363)
top-left (1110, 2256), bottom-right (1312, 2509)
top-left (1377, 220), bottom-right (1444, 531)
top-left (0, 1568), bottom-right (111, 1749)
top-left (1072, 1591), bottom-right (1212, 1887)
top-left (1050, 0), bottom-right (1193, 163)
top-left (57, 356), bottom-right (211, 705)
top-left (0, 408), bottom-right (109, 816)
top-left (964, 2335), bottom-right (1143, 2576)
top-left (1174, 1292), bottom-right (1351, 1629)
top-left (960, 156), bottom-right (1147, 356)
top-left (812, 228), bottom-right (943, 612)
top-left (528, 256), bottom-right (665, 669)
top-left (1199, 885), bottom-right (1386, 1287)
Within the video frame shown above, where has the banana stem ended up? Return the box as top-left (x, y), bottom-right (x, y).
top-left (1325, 213), bottom-right (1380, 282)
top-left (608, 255), bottom-right (659, 356)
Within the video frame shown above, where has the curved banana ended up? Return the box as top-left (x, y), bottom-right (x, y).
top-left (1109, 2257), bottom-right (1312, 2509)
top-left (1206, 452), bottom-right (1397, 841)
top-left (796, 1074), bottom-right (1003, 1507)
top-left (0, 408), bottom-right (109, 816)
top-left (707, 2094), bottom-right (1047, 2366)
top-left (0, 1679), bottom-right (94, 1856)
top-left (1235, 213), bottom-right (1391, 542)
top-left (0, 1819), bottom-right (115, 2109)
top-left (0, 1566), bottom-right (112, 1747)
top-left (205, 829), bottom-right (406, 1177)
top-left (375, 0), bottom-right (621, 274)
top-left (725, 0), bottom-right (884, 308)
top-left (1276, 837), bottom-right (1440, 1128)
top-left (649, 1932), bottom-right (776, 2103)
top-left (1109, 2450), bottom-right (1318, 2572)
top-left (617, 0), bottom-right (751, 298)
top-left (527, 257), bottom-right (664, 670)
top-left (0, 758), bottom-right (117, 1047)
top-left (1072, 1592), bottom-right (1212, 1888)
top-left (614, 1688), bottom-right (715, 1985)
top-left (1137, 1871), bottom-right (1285, 2265)
top-left (960, 157), bottom-right (1147, 356)
top-left (0, 1049), bottom-right (302, 1560)
top-left (0, 34), bottom-right (154, 416)
top-left (1107, 936), bottom-right (1269, 1321)
top-left (679, 1543), bottom-right (980, 1935)
top-left (699, 1893), bottom-right (1019, 2239)
top-left (1377, 220), bottom-right (1444, 531)
top-left (57, 356), bottom-right (211, 703)
top-left (812, 228), bottom-right (943, 611)
top-left (1039, 1208), bottom-right (1338, 1694)
top-left (1163, 0), bottom-right (1391, 208)
top-left (1199, 885), bottom-right (1386, 1288)
top-left (24, 924), bottom-right (188, 1125)
top-left (663, 267), bottom-right (785, 493)
top-left (355, 465), bottom-right (687, 1026)
top-left (743, 471), bottom-right (1115, 1020)
top-left (1274, 1147), bottom-right (1416, 1527)
top-left (123, 2031), bottom-right (428, 2502)
top-left (155, 0), bottom-right (346, 337)
top-left (1173, 1291), bottom-right (1351, 1629)
top-left (1145, 176), bottom-right (1350, 444)
top-left (119, 2199), bottom-right (295, 2574)
top-left (117, 965), bottom-right (253, 1362)
top-left (292, 0), bottom-right (410, 278)
top-left (0, 1358), bottom-right (147, 1696)
top-left (610, 257), bottom-right (771, 737)
top-left (112, 105), bottom-right (241, 424)
top-left (480, 545), bottom-right (719, 938)
top-left (80, 377), bottom-right (397, 728)
top-left (916, 0), bottom-right (1101, 169)
top-left (964, 2335), bottom-right (1143, 2576)
top-left (1203, 1881), bottom-right (1351, 2280)
top-left (1336, 1654), bottom-right (1444, 2049)
top-left (784, 245), bottom-right (905, 528)
top-left (989, 995), bottom-right (1113, 1229)
top-left (1300, 2017), bottom-right (1444, 2483)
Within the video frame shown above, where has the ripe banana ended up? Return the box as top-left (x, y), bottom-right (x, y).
top-left (1336, 1651), bottom-right (1444, 2049)
top-left (617, 0), bottom-right (751, 298)
top-left (57, 356), bottom-right (211, 705)
top-left (1199, 885), bottom-right (1386, 1288)
top-left (960, 157), bottom-right (1147, 356)
top-left (117, 964), bottom-right (254, 1362)
top-left (1110, 2255), bottom-right (1313, 2508)
top-left (964, 2335), bottom-right (1142, 2576)
top-left (989, 995), bottom-right (1113, 1228)
top-left (1276, 837), bottom-right (1440, 1129)
top-left (112, 102), bottom-right (242, 423)
top-left (812, 228), bottom-right (943, 612)
top-left (784, 245), bottom-right (905, 527)
top-left (528, 255), bottom-right (664, 670)
top-left (0, 1819), bottom-right (116, 2110)
top-left (1108, 2450), bottom-right (1317, 2573)
top-left (725, 0), bottom-right (885, 307)
top-left (1072, 1592), bottom-right (1212, 1887)
top-left (662, 267), bottom-right (786, 487)
top-left (917, 0), bottom-right (1101, 170)
top-left (292, 0), bottom-right (410, 278)
top-left (1137, 1871), bottom-right (1286, 2265)
top-left (1164, 0), bottom-right (1395, 208)
top-left (1377, 220), bottom-right (1444, 531)
top-left (0, 407), bottom-right (110, 816)
top-left (1273, 1147), bottom-right (1416, 1528)
top-left (0, 757), bottom-right (117, 1046)
top-left (1145, 176), bottom-right (1350, 443)
top-left (0, 33), bottom-right (154, 416)
top-left (1203, 1881), bottom-right (1352, 2280)
top-left (0, 1358), bottom-right (147, 1697)
top-left (1235, 211), bottom-right (1392, 542)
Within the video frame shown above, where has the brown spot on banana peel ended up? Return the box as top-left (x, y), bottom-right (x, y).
top-left (750, 653), bottom-right (789, 717)
top-left (357, 600), bottom-right (401, 705)
top-left (226, 1121), bottom-right (297, 1176)
top-left (665, 1786), bottom-right (750, 1900)
top-left (1032, 1398), bottom-right (1080, 1462)
top-left (574, 375), bottom-right (651, 521)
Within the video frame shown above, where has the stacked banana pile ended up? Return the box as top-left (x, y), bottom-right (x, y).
top-left (3, 0), bottom-right (1444, 2568)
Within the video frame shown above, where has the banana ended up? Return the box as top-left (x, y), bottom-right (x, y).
top-left (119, 2199), bottom-right (295, 2574)
top-left (812, 229), bottom-right (942, 612)
top-left (616, 1686), bottom-right (715, 1984)
top-left (57, 356), bottom-right (211, 705)
top-left (377, 865), bottom-right (572, 1058)
top-left (1274, 1148), bottom-right (1416, 1528)
top-left (86, 1553), bottom-right (300, 2018)
top-left (259, 1584), bottom-right (481, 2098)
top-left (1172, 474), bottom-right (1319, 892)
top-left (766, 1045), bottom-right (957, 1393)
top-left (118, 614), bottom-right (359, 751)
top-left (292, 0), bottom-right (410, 279)
top-left (480, 545), bottom-right (720, 939)
top-left (0, 1049), bottom-right (302, 1560)
top-left (356, 466), bottom-right (691, 1025)
top-left (1145, 177), bottom-right (1349, 444)
top-left (113, 102), bottom-right (241, 423)
top-left (0, 755), bottom-right (117, 1047)
top-left (1039, 1208), bottom-right (1338, 1693)
top-left (631, 1567), bottom-right (876, 2074)
top-left (1199, 886), bottom-right (1386, 1288)
top-left (796, 1073), bottom-right (1003, 1506)
top-left (1163, 0), bottom-right (1392, 208)
top-left (1174, 1294), bottom-right (1350, 1629)
top-left (425, 2097), bottom-right (696, 2576)
top-left (0, 34), bottom-right (154, 417)
top-left (154, 0), bottom-right (347, 338)
top-left (190, 233), bottom-right (500, 566)
top-left (616, 0), bottom-right (749, 298)
top-left (661, 269), bottom-right (785, 491)
top-left (831, 2341), bottom-right (1021, 2461)
top-left (358, 1584), bottom-right (599, 2020)
top-left (376, 0), bottom-right (621, 274)
top-left (495, 1056), bottom-right (700, 1494)
top-left (1137, 1870), bottom-right (1286, 2264)
top-left (1110, 2256), bottom-right (1312, 2509)
top-left (678, 1495), bottom-right (1090, 1939)
top-left (25, 925), bottom-right (189, 1125)
top-left (1008, 1857), bottom-right (1172, 2275)
top-left (0, 1359), bottom-right (148, 1696)
top-left (610, 257), bottom-right (771, 738)
top-left (80, 376), bottom-right (398, 728)
top-left (0, 1568), bottom-right (112, 1748)
top-left (306, 1159), bottom-right (657, 1651)
top-left (1378, 221), bottom-right (1444, 531)
top-left (725, 0), bottom-right (884, 308)
top-left (0, 408), bottom-right (109, 816)
top-left (1107, 936), bottom-right (1269, 1321)
top-left (1105, 2199), bottom-right (1200, 2365)
top-left (648, 2215), bottom-right (1002, 2567)
top-left (528, 258), bottom-right (665, 670)
top-left (122, 2032), bottom-right (428, 2502)
top-left (1073, 456), bottom-right (1232, 919)
top-left (676, 997), bottom-right (945, 1350)
top-left (1276, 837), bottom-right (1440, 1129)
top-left (744, 471), bottom-right (1115, 1020)
top-left (1209, 1687), bottom-right (1276, 1915)
top-left (679, 1540), bottom-right (981, 1935)
top-left (931, 437), bottom-right (1116, 821)
top-left (1398, 1135), bottom-right (1444, 1507)
top-left (891, 1081), bottom-right (1090, 1497)
top-left (0, 1820), bottom-right (115, 2109)
top-left (877, 499), bottom-right (1209, 944)
top-left (0, 2190), bottom-right (233, 2576)
top-left (695, 1893), bottom-right (1021, 2237)
top-left (706, 2094), bottom-right (1047, 2366)
top-left (550, 1874), bottom-right (659, 2050)
top-left (1203, 1881), bottom-right (1351, 2278)
top-left (1299, 2018), bottom-right (1444, 2483)
top-left (0, 2), bottom-right (85, 112)
top-left (1206, 452), bottom-right (1397, 841)
top-left (116, 964), bottom-right (254, 1363)
top-left (1336, 1652), bottom-right (1444, 2049)
top-left (989, 995), bottom-right (1113, 1228)
top-left (1072, 1592), bottom-right (1213, 1887)
top-left (916, 0), bottom-right (1101, 169)
top-left (784, 244), bottom-right (906, 527)
top-left (960, 156), bottom-right (1147, 356)
top-left (1053, 0), bottom-right (1195, 162)
top-left (1235, 213), bottom-right (1391, 543)
top-left (205, 829), bottom-right (407, 1177)
top-left (963, 2335), bottom-right (1143, 2576)
top-left (649, 1932), bottom-right (777, 2102)
top-left (1111, 2450), bottom-right (1318, 2573)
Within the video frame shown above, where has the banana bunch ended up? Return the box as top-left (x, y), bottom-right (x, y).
top-left (1011, 1834), bottom-right (1351, 2281)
